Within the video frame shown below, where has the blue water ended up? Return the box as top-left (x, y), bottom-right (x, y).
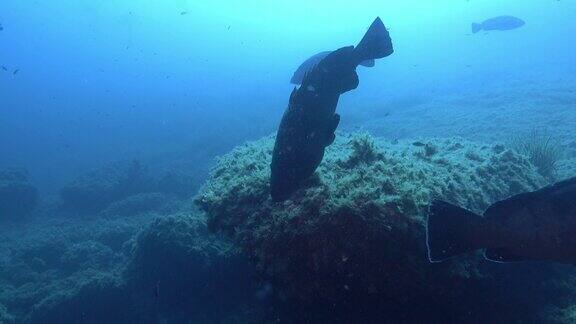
top-left (2, 0), bottom-right (574, 192)
top-left (1, 1), bottom-right (575, 323)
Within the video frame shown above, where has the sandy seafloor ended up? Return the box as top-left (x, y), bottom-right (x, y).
top-left (0, 74), bottom-right (575, 323)
top-left (342, 74), bottom-right (576, 179)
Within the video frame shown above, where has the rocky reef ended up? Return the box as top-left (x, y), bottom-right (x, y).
top-left (58, 160), bottom-right (198, 215)
top-left (0, 212), bottom-right (140, 323)
top-left (0, 168), bottom-right (38, 222)
top-left (558, 158), bottom-right (576, 182)
top-left (126, 212), bottom-right (257, 323)
top-left (59, 160), bottom-right (156, 214)
top-left (0, 302), bottom-right (15, 324)
top-left (196, 132), bottom-right (575, 322)
top-left (0, 207), bottom-right (259, 323)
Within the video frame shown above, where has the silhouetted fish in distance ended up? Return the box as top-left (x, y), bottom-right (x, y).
top-left (472, 15), bottom-right (525, 34)
top-left (427, 177), bottom-right (576, 264)
top-left (270, 17), bottom-right (393, 202)
top-left (290, 51), bottom-right (375, 85)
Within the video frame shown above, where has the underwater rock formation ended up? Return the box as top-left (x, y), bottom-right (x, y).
top-left (547, 304), bottom-right (576, 323)
top-left (0, 183), bottom-right (260, 323)
top-left (0, 214), bottom-right (139, 323)
top-left (99, 192), bottom-right (181, 218)
top-left (557, 158), bottom-right (576, 181)
top-left (197, 132), bottom-right (555, 321)
top-left (126, 212), bottom-right (258, 322)
top-left (26, 271), bottom-right (131, 323)
top-left (59, 161), bottom-right (203, 216)
top-left (59, 160), bottom-right (156, 213)
top-left (0, 303), bottom-right (15, 324)
top-left (0, 168), bottom-right (38, 221)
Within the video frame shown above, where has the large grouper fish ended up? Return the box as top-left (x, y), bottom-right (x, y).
top-left (427, 177), bottom-right (576, 264)
top-left (471, 15), bottom-right (525, 34)
top-left (270, 17), bottom-right (394, 202)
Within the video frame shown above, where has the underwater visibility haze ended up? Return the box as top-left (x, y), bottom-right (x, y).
top-left (1, 0), bottom-right (576, 323)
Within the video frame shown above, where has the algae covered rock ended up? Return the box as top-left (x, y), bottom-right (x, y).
top-left (557, 157), bottom-right (576, 181)
top-left (0, 303), bottom-right (15, 324)
top-left (59, 160), bottom-right (156, 213)
top-left (196, 132), bottom-right (548, 321)
top-left (546, 304), bottom-right (576, 324)
top-left (59, 161), bottom-right (202, 216)
top-left (99, 192), bottom-right (181, 218)
top-left (0, 214), bottom-right (149, 323)
top-left (126, 212), bottom-right (257, 322)
top-left (0, 168), bottom-right (38, 221)
top-left (26, 271), bottom-right (131, 324)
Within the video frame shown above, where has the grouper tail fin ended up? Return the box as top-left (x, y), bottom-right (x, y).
top-left (471, 23), bottom-right (482, 34)
top-left (354, 17), bottom-right (394, 63)
top-left (426, 200), bottom-right (483, 262)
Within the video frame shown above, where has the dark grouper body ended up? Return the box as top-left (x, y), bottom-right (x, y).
top-left (427, 177), bottom-right (576, 264)
top-left (290, 51), bottom-right (375, 85)
top-left (270, 17), bottom-right (393, 201)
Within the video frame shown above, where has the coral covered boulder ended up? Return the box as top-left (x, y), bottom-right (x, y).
top-left (0, 168), bottom-right (38, 221)
top-left (196, 133), bottom-right (550, 321)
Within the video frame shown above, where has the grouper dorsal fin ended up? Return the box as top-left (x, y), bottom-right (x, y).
top-left (290, 51), bottom-right (331, 85)
top-left (485, 177), bottom-right (576, 218)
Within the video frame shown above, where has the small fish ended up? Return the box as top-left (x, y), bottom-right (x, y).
top-left (427, 177), bottom-right (576, 264)
top-left (471, 16), bottom-right (525, 34)
top-left (1, 66), bottom-right (7, 71)
top-left (0, 24), bottom-right (3, 31)
top-left (154, 281), bottom-right (160, 299)
top-left (412, 141), bottom-right (426, 147)
top-left (180, 11), bottom-right (187, 15)
top-left (13, 69), bottom-right (19, 75)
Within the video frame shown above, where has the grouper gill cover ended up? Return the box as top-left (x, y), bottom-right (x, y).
top-left (0, 1), bottom-right (575, 323)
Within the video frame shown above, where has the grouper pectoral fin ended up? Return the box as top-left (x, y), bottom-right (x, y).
top-left (484, 248), bottom-right (530, 263)
top-left (326, 114), bottom-right (340, 146)
top-left (359, 59), bottom-right (375, 67)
